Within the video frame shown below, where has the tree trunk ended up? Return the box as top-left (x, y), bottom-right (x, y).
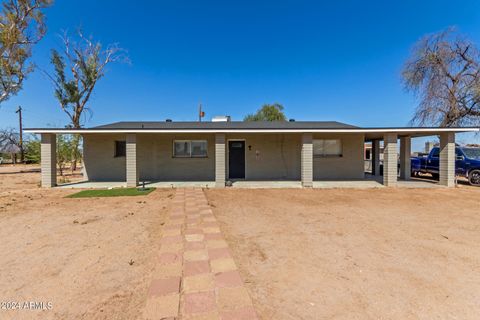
top-left (71, 134), bottom-right (80, 172)
top-left (71, 153), bottom-right (77, 172)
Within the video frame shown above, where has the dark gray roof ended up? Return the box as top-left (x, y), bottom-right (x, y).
top-left (93, 121), bottom-right (359, 130)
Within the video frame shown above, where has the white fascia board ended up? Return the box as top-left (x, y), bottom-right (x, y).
top-left (24, 128), bottom-right (479, 134)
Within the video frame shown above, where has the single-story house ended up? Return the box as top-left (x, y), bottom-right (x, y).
top-left (25, 120), bottom-right (479, 188)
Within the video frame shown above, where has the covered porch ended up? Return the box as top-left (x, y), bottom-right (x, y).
top-left (35, 127), bottom-right (470, 189)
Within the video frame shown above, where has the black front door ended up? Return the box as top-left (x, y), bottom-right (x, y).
top-left (228, 141), bottom-right (245, 179)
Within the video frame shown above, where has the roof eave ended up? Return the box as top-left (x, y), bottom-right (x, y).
top-left (24, 127), bottom-right (480, 134)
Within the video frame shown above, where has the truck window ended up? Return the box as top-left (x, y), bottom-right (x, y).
top-left (463, 148), bottom-right (480, 160)
top-left (455, 148), bottom-right (463, 157)
top-left (431, 148), bottom-right (439, 158)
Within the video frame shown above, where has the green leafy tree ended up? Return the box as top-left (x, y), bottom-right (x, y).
top-left (56, 134), bottom-right (78, 176)
top-left (0, 0), bottom-right (52, 104)
top-left (48, 30), bottom-right (127, 170)
top-left (402, 28), bottom-right (480, 127)
top-left (23, 136), bottom-right (40, 163)
top-left (244, 103), bottom-right (287, 121)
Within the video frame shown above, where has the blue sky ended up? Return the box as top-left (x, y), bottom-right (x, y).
top-left (1, 0), bottom-right (480, 150)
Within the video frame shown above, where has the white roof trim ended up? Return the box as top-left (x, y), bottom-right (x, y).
top-left (24, 128), bottom-right (479, 134)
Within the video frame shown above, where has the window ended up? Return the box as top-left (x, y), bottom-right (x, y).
top-left (191, 141), bottom-right (208, 157)
top-left (313, 139), bottom-right (342, 157)
top-left (463, 148), bottom-right (480, 160)
top-left (173, 140), bottom-right (208, 158)
top-left (431, 148), bottom-right (439, 158)
top-left (114, 141), bottom-right (126, 157)
top-left (174, 141), bottom-right (190, 157)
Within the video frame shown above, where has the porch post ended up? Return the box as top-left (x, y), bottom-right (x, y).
top-left (41, 133), bottom-right (57, 188)
top-left (383, 133), bottom-right (398, 187)
top-left (372, 139), bottom-right (381, 176)
top-left (439, 132), bottom-right (455, 187)
top-left (399, 136), bottom-right (411, 180)
top-left (301, 133), bottom-right (313, 187)
top-left (215, 134), bottom-right (226, 188)
top-left (126, 133), bottom-right (138, 187)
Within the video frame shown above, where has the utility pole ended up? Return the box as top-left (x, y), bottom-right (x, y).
top-left (198, 103), bottom-right (205, 122)
top-left (15, 106), bottom-right (24, 163)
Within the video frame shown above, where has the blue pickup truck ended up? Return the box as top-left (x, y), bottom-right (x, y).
top-left (411, 146), bottom-right (480, 186)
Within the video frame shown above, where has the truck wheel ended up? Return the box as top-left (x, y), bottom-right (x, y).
top-left (469, 170), bottom-right (480, 186)
top-left (431, 173), bottom-right (439, 180)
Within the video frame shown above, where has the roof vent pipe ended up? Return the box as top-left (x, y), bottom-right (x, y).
top-left (212, 116), bottom-right (231, 122)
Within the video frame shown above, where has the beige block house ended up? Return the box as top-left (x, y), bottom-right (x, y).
top-left (26, 120), bottom-right (478, 188)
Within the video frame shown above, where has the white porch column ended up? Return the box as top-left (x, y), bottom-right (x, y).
top-left (372, 139), bottom-right (381, 176)
top-left (41, 133), bottom-right (57, 188)
top-left (215, 134), bottom-right (226, 188)
top-left (126, 133), bottom-right (138, 187)
top-left (439, 132), bottom-right (455, 187)
top-left (383, 133), bottom-right (398, 187)
top-left (399, 136), bottom-right (411, 180)
top-left (301, 133), bottom-right (313, 187)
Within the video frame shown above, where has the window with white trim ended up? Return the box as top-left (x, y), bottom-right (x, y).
top-left (173, 140), bottom-right (208, 158)
top-left (313, 139), bottom-right (342, 157)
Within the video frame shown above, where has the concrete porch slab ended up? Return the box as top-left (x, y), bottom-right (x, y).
top-left (230, 181), bottom-right (303, 189)
top-left (147, 181), bottom-right (216, 188)
top-left (56, 178), bottom-right (443, 189)
top-left (56, 180), bottom-right (216, 189)
top-left (57, 181), bottom-right (126, 189)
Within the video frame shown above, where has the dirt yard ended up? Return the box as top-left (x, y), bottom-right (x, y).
top-left (0, 165), bottom-right (173, 320)
top-left (3, 164), bottom-right (480, 320)
top-left (206, 187), bottom-right (480, 320)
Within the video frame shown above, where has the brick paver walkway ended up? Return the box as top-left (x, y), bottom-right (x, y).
top-left (143, 188), bottom-right (258, 320)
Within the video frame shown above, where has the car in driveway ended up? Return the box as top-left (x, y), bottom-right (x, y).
top-left (411, 146), bottom-right (480, 186)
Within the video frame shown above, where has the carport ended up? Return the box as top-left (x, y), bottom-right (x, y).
top-left (365, 128), bottom-right (474, 187)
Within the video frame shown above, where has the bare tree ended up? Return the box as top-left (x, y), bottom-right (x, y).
top-left (0, 128), bottom-right (21, 163)
top-left (0, 0), bottom-right (52, 104)
top-left (0, 127), bottom-right (20, 148)
top-left (47, 30), bottom-right (128, 170)
top-left (402, 28), bottom-right (480, 127)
